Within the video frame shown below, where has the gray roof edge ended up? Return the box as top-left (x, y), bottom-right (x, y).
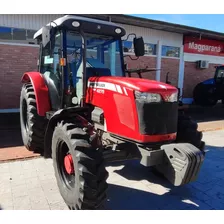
top-left (76, 14), bottom-right (224, 41)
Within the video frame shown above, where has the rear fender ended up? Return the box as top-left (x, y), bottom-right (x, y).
top-left (201, 78), bottom-right (215, 85)
top-left (21, 72), bottom-right (51, 116)
top-left (44, 107), bottom-right (89, 158)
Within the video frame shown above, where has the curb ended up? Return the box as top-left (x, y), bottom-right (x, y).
top-left (199, 127), bottom-right (224, 132)
top-left (0, 154), bottom-right (41, 163)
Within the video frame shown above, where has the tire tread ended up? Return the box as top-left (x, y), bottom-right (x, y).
top-left (52, 121), bottom-right (108, 210)
top-left (20, 83), bottom-right (47, 152)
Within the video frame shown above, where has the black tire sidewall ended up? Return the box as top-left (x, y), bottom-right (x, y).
top-left (177, 113), bottom-right (204, 151)
top-left (20, 86), bottom-right (30, 147)
top-left (193, 83), bottom-right (218, 106)
top-left (52, 126), bottom-right (80, 207)
top-left (205, 86), bottom-right (218, 105)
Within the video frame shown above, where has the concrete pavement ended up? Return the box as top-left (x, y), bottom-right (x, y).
top-left (0, 129), bottom-right (224, 210)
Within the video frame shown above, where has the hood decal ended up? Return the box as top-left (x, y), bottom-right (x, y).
top-left (88, 81), bottom-right (129, 96)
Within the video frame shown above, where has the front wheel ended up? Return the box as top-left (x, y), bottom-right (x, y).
top-left (52, 121), bottom-right (108, 210)
top-left (176, 112), bottom-right (205, 152)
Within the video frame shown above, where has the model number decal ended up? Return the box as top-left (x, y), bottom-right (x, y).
top-left (96, 89), bottom-right (105, 94)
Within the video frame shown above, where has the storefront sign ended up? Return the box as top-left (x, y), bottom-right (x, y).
top-left (184, 36), bottom-right (224, 56)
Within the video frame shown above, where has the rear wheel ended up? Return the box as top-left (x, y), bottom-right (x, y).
top-left (52, 121), bottom-right (108, 210)
top-left (20, 83), bottom-right (47, 152)
top-left (176, 112), bottom-right (205, 152)
top-left (193, 83), bottom-right (218, 107)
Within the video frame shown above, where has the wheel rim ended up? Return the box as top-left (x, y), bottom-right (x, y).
top-left (22, 99), bottom-right (29, 132)
top-left (57, 140), bottom-right (76, 189)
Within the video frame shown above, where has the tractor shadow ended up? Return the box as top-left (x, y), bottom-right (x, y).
top-left (106, 183), bottom-right (198, 210)
top-left (105, 144), bottom-right (224, 210)
top-left (105, 161), bottom-right (198, 210)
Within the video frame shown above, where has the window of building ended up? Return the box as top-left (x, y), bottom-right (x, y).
top-left (13, 28), bottom-right (26, 40)
top-left (145, 43), bottom-right (156, 55)
top-left (119, 40), bottom-right (156, 55)
top-left (162, 46), bottom-right (180, 58)
top-left (26, 30), bottom-right (36, 40)
top-left (122, 41), bottom-right (133, 53)
top-left (0, 26), bottom-right (37, 44)
top-left (0, 27), bottom-right (12, 40)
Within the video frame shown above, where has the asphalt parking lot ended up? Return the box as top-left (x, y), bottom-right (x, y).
top-left (0, 129), bottom-right (224, 210)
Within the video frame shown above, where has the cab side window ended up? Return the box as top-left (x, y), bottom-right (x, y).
top-left (39, 32), bottom-right (62, 110)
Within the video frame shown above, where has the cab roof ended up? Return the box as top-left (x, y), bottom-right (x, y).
top-left (34, 15), bottom-right (126, 40)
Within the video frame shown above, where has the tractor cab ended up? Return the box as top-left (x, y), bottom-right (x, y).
top-left (34, 15), bottom-right (145, 110)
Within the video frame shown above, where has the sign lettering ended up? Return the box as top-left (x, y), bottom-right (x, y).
top-left (184, 36), bottom-right (224, 56)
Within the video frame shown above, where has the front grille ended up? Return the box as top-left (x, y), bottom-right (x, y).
top-left (136, 101), bottom-right (178, 135)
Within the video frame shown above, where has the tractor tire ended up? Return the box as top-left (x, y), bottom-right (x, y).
top-left (176, 112), bottom-right (205, 152)
top-left (52, 121), bottom-right (108, 210)
top-left (20, 83), bottom-right (47, 152)
top-left (193, 83), bottom-right (204, 106)
top-left (193, 83), bottom-right (218, 107)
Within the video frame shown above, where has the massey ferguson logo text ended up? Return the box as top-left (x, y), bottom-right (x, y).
top-left (89, 82), bottom-right (106, 88)
top-left (188, 42), bottom-right (221, 53)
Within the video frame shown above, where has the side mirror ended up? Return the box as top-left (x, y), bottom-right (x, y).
top-left (42, 26), bottom-right (51, 48)
top-left (133, 37), bottom-right (145, 57)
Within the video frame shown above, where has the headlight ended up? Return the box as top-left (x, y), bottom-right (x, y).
top-left (135, 91), bottom-right (162, 103)
top-left (166, 92), bottom-right (178, 102)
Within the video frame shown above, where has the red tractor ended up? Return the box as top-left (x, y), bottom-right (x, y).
top-left (20, 15), bottom-right (205, 210)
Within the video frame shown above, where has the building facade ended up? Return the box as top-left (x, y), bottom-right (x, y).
top-left (0, 14), bottom-right (224, 111)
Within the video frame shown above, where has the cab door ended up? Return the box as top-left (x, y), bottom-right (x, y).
top-left (39, 31), bottom-right (62, 110)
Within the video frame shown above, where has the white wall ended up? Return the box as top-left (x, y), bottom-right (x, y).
top-left (119, 23), bottom-right (183, 47)
top-left (0, 14), bottom-right (183, 48)
top-left (184, 53), bottom-right (224, 64)
top-left (0, 14), bottom-right (62, 30)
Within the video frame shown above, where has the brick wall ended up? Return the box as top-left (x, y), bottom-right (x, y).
top-left (160, 58), bottom-right (179, 86)
top-left (124, 56), bottom-right (157, 80)
top-left (3, 44), bottom-right (217, 109)
top-left (125, 57), bottom-right (180, 86)
top-left (0, 44), bottom-right (39, 109)
top-left (183, 61), bottom-right (220, 98)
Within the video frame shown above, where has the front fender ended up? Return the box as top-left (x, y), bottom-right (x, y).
top-left (44, 107), bottom-right (89, 158)
top-left (21, 72), bottom-right (51, 116)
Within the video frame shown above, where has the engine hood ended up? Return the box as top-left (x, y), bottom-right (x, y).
top-left (88, 76), bottom-right (178, 93)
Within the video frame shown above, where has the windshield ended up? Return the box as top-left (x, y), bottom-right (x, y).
top-left (216, 67), bottom-right (224, 84)
top-left (66, 31), bottom-right (124, 78)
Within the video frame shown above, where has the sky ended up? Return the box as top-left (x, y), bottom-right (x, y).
top-left (129, 14), bottom-right (224, 33)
